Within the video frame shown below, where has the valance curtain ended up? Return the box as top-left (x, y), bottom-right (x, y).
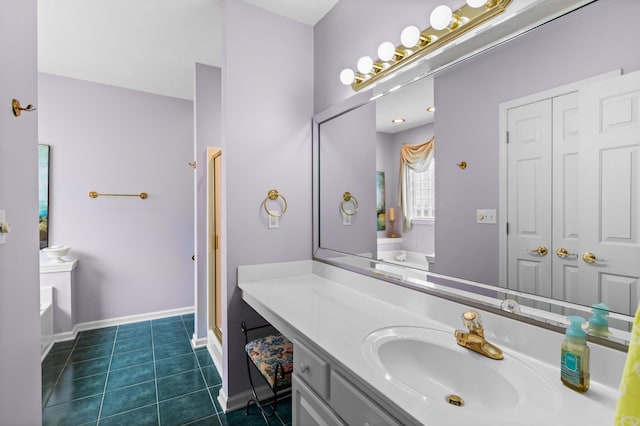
top-left (399, 138), bottom-right (434, 231)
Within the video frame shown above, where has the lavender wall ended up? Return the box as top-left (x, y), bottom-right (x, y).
top-left (320, 102), bottom-right (377, 256)
top-left (434, 0), bottom-right (640, 284)
top-left (222, 1), bottom-right (313, 398)
top-left (38, 73), bottom-right (195, 324)
top-left (0, 0), bottom-right (41, 422)
top-left (194, 64), bottom-right (222, 340)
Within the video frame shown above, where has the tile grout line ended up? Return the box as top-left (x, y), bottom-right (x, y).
top-left (151, 320), bottom-right (161, 426)
top-left (43, 337), bottom-right (79, 409)
top-left (95, 327), bottom-right (119, 425)
top-left (188, 316), bottom-right (223, 424)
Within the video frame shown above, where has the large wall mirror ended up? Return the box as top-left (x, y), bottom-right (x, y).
top-left (314, 0), bottom-right (639, 345)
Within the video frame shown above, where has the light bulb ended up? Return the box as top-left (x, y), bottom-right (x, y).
top-left (430, 5), bottom-right (453, 30)
top-left (400, 26), bottom-right (420, 48)
top-left (357, 56), bottom-right (374, 74)
top-left (340, 68), bottom-right (355, 85)
top-left (466, 0), bottom-right (488, 7)
top-left (378, 42), bottom-right (396, 62)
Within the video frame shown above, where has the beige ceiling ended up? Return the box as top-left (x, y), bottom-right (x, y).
top-left (37, 0), bottom-right (339, 100)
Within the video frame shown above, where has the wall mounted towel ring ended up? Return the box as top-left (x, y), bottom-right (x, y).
top-left (341, 192), bottom-right (359, 216)
top-left (263, 189), bottom-right (287, 217)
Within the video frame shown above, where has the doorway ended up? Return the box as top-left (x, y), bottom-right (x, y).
top-left (207, 148), bottom-right (222, 342)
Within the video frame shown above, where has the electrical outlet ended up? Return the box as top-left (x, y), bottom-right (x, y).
top-left (476, 209), bottom-right (497, 224)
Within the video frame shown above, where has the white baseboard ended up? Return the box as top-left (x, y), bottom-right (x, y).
top-left (51, 306), bottom-right (195, 344)
top-left (217, 387), bottom-right (230, 413)
top-left (207, 329), bottom-right (223, 376)
top-left (190, 335), bottom-right (208, 349)
top-left (53, 330), bottom-right (76, 343)
top-left (40, 343), bottom-right (53, 362)
top-left (222, 385), bottom-right (284, 413)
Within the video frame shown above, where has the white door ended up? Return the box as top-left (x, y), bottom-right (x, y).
top-left (506, 100), bottom-right (553, 304)
top-left (579, 71), bottom-right (640, 320)
top-left (551, 92), bottom-right (581, 308)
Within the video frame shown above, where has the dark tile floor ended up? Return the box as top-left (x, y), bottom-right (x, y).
top-left (41, 314), bottom-right (291, 425)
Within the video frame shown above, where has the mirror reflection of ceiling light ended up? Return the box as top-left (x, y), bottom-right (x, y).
top-left (339, 0), bottom-right (512, 91)
top-left (392, 118), bottom-right (406, 124)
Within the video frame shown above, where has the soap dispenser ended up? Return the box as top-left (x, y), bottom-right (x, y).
top-left (587, 303), bottom-right (611, 338)
top-left (561, 316), bottom-right (590, 392)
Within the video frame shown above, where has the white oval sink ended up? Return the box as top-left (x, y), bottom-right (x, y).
top-left (362, 327), bottom-right (561, 421)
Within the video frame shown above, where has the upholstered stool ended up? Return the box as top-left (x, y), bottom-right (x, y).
top-left (242, 322), bottom-right (293, 424)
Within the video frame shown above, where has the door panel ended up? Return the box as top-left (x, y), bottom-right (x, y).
top-left (507, 100), bottom-right (552, 305)
top-left (551, 93), bottom-right (580, 308)
top-left (579, 71), bottom-right (640, 321)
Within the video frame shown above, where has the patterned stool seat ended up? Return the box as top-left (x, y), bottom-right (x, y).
top-left (245, 333), bottom-right (293, 389)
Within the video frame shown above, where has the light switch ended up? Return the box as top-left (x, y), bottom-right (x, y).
top-left (476, 209), bottom-right (497, 224)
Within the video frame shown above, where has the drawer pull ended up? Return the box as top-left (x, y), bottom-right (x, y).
top-left (299, 363), bottom-right (309, 373)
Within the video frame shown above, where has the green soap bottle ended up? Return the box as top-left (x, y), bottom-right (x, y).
top-left (561, 316), bottom-right (590, 392)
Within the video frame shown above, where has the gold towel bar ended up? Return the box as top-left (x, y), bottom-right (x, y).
top-left (89, 191), bottom-right (148, 199)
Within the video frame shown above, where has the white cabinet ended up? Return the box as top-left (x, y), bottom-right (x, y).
top-left (293, 374), bottom-right (344, 426)
top-left (293, 338), bottom-right (406, 426)
top-left (330, 371), bottom-right (401, 426)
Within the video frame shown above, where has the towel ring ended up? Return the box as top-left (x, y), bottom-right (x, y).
top-left (263, 189), bottom-right (287, 218)
top-left (341, 192), bottom-right (359, 216)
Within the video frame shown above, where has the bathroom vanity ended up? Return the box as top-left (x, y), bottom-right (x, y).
top-left (40, 252), bottom-right (78, 337)
top-left (239, 260), bottom-right (625, 426)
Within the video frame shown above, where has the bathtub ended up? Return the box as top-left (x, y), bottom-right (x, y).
top-left (41, 286), bottom-right (54, 360)
top-left (377, 250), bottom-right (431, 270)
top-left (376, 250), bottom-right (432, 281)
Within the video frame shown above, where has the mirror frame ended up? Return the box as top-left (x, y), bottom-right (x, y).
top-left (312, 0), bottom-right (630, 351)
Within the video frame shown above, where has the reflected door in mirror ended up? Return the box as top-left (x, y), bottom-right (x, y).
top-left (507, 71), bottom-right (640, 322)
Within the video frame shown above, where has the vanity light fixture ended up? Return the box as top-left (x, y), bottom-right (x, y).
top-left (339, 0), bottom-right (512, 91)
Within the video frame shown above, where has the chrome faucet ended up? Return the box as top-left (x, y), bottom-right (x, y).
top-left (454, 310), bottom-right (504, 360)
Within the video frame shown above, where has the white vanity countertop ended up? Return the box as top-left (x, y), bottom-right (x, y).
top-left (238, 260), bottom-right (622, 426)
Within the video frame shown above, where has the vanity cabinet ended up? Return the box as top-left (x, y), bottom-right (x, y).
top-left (293, 338), bottom-right (405, 426)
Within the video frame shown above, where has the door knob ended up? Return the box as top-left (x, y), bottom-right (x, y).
top-left (527, 246), bottom-right (548, 256)
top-left (582, 252), bottom-right (604, 264)
top-left (556, 248), bottom-right (577, 259)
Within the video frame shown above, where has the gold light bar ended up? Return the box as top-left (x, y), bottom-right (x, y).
top-left (350, 0), bottom-right (512, 91)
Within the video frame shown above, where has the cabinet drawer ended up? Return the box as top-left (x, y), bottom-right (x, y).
top-left (294, 339), bottom-right (329, 399)
top-left (293, 374), bottom-right (345, 426)
top-left (330, 371), bottom-right (401, 426)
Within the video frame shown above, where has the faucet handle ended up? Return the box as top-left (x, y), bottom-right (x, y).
top-left (462, 310), bottom-right (482, 331)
